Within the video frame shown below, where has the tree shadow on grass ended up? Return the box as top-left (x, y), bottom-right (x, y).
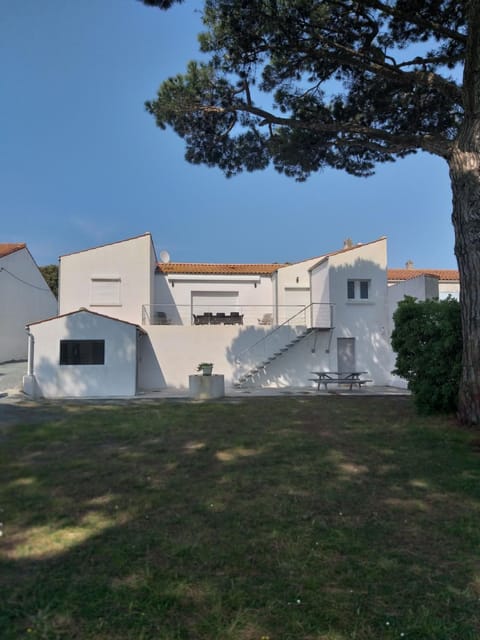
top-left (1, 397), bottom-right (480, 639)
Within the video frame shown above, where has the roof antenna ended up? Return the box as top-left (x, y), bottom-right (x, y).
top-left (159, 250), bottom-right (171, 264)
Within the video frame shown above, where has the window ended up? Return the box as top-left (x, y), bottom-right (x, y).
top-left (91, 278), bottom-right (121, 306)
top-left (360, 280), bottom-right (369, 299)
top-left (347, 279), bottom-right (370, 301)
top-left (347, 280), bottom-right (355, 299)
top-left (60, 340), bottom-right (105, 365)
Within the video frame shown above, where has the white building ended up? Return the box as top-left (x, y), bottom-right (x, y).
top-left (23, 309), bottom-right (143, 399)
top-left (23, 232), bottom-right (454, 398)
top-left (0, 243), bottom-right (57, 363)
top-left (388, 264), bottom-right (460, 300)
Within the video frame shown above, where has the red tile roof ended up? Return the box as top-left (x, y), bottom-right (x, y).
top-left (388, 269), bottom-right (459, 282)
top-left (157, 262), bottom-right (287, 276)
top-left (0, 243), bottom-right (26, 258)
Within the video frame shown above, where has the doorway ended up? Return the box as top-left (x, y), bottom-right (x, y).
top-left (337, 337), bottom-right (356, 372)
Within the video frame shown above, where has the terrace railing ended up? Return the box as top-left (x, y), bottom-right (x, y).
top-left (141, 302), bottom-right (333, 329)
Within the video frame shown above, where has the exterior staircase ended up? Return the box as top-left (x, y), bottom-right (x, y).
top-left (234, 328), bottom-right (316, 388)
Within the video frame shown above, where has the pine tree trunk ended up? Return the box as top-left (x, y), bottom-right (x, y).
top-left (449, 0), bottom-right (480, 424)
top-left (449, 123), bottom-right (480, 425)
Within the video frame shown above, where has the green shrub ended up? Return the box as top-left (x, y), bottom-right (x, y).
top-left (391, 296), bottom-right (461, 414)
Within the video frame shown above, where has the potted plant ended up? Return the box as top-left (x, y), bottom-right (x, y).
top-left (197, 362), bottom-right (213, 376)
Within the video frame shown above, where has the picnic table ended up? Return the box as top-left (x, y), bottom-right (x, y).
top-left (309, 371), bottom-right (371, 391)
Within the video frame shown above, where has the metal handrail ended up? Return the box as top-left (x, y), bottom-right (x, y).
top-left (234, 303), bottom-right (316, 364)
top-left (142, 303), bottom-right (275, 326)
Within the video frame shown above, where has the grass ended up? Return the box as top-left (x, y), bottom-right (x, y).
top-left (1, 396), bottom-right (480, 639)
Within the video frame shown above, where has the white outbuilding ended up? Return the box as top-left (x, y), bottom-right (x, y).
top-left (24, 309), bottom-right (145, 398)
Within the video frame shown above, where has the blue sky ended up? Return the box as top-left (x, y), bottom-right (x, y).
top-left (1, 0), bottom-right (457, 269)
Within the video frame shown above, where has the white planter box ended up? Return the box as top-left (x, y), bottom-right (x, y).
top-left (188, 374), bottom-right (225, 399)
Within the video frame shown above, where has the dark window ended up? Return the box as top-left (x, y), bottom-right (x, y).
top-left (60, 340), bottom-right (105, 365)
top-left (347, 280), bottom-right (355, 299)
top-left (360, 280), bottom-right (369, 299)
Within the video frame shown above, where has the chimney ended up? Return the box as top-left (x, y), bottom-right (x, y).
top-left (343, 238), bottom-right (353, 249)
top-left (405, 260), bottom-right (414, 270)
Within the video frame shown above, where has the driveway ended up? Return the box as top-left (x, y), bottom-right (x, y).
top-left (0, 360), bottom-right (27, 397)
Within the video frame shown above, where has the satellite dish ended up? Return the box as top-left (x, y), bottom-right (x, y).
top-left (159, 250), bottom-right (171, 264)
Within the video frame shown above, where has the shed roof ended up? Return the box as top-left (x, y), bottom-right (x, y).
top-left (27, 308), bottom-right (146, 332)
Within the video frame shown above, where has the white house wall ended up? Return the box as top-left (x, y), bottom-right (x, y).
top-left (275, 257), bottom-right (322, 323)
top-left (139, 325), bottom-right (263, 390)
top-left (138, 324), bottom-right (328, 390)
top-left (312, 239), bottom-right (393, 385)
top-left (59, 234), bottom-right (154, 325)
top-left (154, 274), bottom-right (274, 326)
top-left (439, 281), bottom-right (460, 300)
top-left (309, 260), bottom-right (330, 326)
top-left (29, 312), bottom-right (138, 398)
top-left (387, 275), bottom-right (439, 315)
top-left (0, 248), bottom-right (57, 362)
top-left (386, 275), bottom-right (441, 388)
top-left (240, 329), bottom-right (333, 388)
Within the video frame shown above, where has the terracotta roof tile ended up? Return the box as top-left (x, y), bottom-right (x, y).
top-left (0, 243), bottom-right (26, 258)
top-left (157, 262), bottom-right (286, 276)
top-left (388, 268), bottom-right (459, 282)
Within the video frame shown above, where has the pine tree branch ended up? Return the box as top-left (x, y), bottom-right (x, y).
top-left (291, 36), bottom-right (463, 105)
top-left (396, 54), bottom-right (464, 69)
top-left (366, 0), bottom-right (466, 44)
top-left (195, 101), bottom-right (452, 158)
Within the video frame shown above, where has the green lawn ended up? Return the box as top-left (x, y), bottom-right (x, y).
top-left (1, 397), bottom-right (480, 639)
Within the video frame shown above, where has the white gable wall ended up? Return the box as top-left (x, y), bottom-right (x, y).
top-left (311, 239), bottom-right (392, 384)
top-left (59, 234), bottom-right (155, 325)
top-left (28, 312), bottom-right (138, 398)
top-left (0, 248), bottom-right (57, 362)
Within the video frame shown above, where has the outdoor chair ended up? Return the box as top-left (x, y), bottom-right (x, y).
top-left (258, 312), bottom-right (273, 325)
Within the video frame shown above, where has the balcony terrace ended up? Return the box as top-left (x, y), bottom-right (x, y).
top-left (142, 303), bottom-right (334, 329)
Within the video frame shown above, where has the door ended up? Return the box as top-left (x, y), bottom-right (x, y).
top-left (337, 337), bottom-right (355, 373)
top-left (283, 287), bottom-right (310, 324)
top-left (191, 291), bottom-right (239, 316)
